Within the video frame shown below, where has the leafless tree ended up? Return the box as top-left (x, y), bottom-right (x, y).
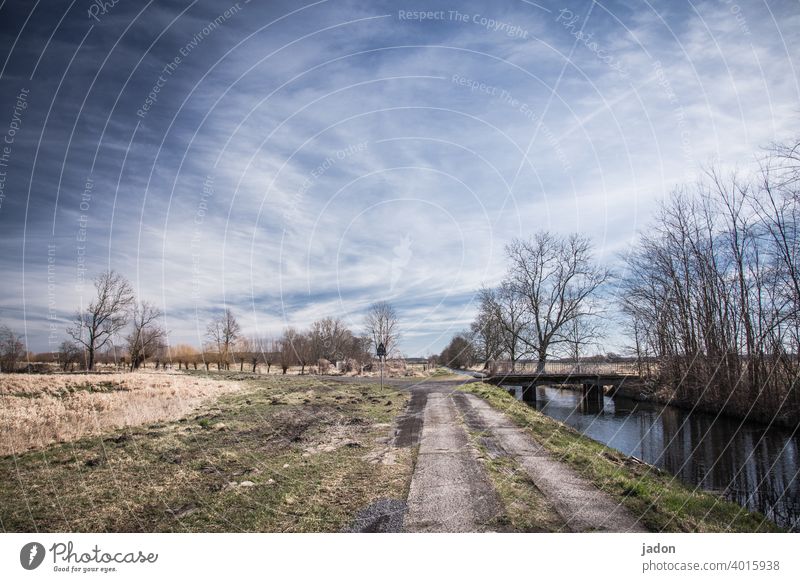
top-left (342, 332), bottom-right (372, 372)
top-left (171, 343), bottom-right (199, 370)
top-left (67, 270), bottom-right (134, 370)
top-left (620, 143), bottom-right (800, 423)
top-left (206, 308), bottom-right (241, 370)
top-left (279, 327), bottom-right (302, 374)
top-left (234, 336), bottom-right (252, 372)
top-left (264, 338), bottom-right (281, 373)
top-left (506, 233), bottom-right (611, 371)
top-left (364, 301), bottom-right (400, 357)
top-left (126, 301), bottom-right (166, 370)
top-left (439, 333), bottom-right (475, 369)
top-left (470, 290), bottom-right (503, 368)
top-left (0, 324), bottom-right (26, 372)
top-left (479, 282), bottom-right (529, 371)
top-left (309, 317), bottom-right (349, 363)
top-left (562, 312), bottom-right (605, 369)
top-left (57, 339), bottom-right (82, 372)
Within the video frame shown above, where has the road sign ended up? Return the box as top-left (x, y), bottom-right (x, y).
top-left (376, 342), bottom-right (386, 390)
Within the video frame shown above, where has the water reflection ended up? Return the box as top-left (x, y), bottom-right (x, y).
top-left (527, 385), bottom-right (800, 531)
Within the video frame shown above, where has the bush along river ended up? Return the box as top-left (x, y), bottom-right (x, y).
top-left (519, 385), bottom-right (799, 531)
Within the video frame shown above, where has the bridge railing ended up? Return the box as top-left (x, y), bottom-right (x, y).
top-left (488, 360), bottom-right (641, 376)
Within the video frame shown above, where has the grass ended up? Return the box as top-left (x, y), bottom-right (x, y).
top-left (0, 372), bottom-right (412, 532)
top-left (458, 382), bottom-right (783, 533)
top-left (3, 370), bottom-right (779, 533)
top-left (463, 427), bottom-right (564, 532)
top-left (0, 371), bottom-right (243, 455)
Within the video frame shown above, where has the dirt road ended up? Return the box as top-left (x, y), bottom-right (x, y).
top-left (400, 381), bottom-right (645, 532)
top-left (403, 392), bottom-right (502, 531)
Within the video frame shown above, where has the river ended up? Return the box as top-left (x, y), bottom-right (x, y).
top-left (521, 385), bottom-right (800, 531)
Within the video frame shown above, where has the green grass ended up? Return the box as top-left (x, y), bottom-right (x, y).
top-left (0, 373), bottom-right (412, 532)
top-left (462, 427), bottom-right (564, 532)
top-left (459, 383), bottom-right (783, 533)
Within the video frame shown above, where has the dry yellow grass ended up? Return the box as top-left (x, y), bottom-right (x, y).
top-left (0, 371), bottom-right (241, 455)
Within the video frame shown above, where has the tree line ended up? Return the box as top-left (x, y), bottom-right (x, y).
top-left (0, 268), bottom-right (401, 374)
top-left (620, 141), bottom-right (800, 423)
top-left (441, 138), bottom-right (799, 424)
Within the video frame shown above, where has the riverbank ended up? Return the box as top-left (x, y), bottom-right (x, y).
top-left (613, 379), bottom-right (800, 429)
top-left (460, 382), bottom-right (783, 532)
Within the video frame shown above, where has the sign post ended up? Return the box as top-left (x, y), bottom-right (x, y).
top-left (376, 342), bottom-right (386, 390)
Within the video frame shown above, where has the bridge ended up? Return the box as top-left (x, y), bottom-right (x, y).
top-left (485, 364), bottom-right (641, 412)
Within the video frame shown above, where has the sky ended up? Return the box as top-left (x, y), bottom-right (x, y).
top-left (0, 0), bottom-right (798, 357)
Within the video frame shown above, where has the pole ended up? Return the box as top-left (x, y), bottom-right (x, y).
top-left (377, 342), bottom-right (386, 390)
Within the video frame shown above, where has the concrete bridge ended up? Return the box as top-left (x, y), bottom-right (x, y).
top-left (485, 371), bottom-right (640, 411)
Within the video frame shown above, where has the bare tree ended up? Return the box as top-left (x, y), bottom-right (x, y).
top-left (506, 233), bottom-right (610, 371)
top-left (206, 309), bottom-right (241, 370)
top-left (478, 283), bottom-right (529, 371)
top-left (234, 336), bottom-right (253, 372)
top-left (262, 337), bottom-right (280, 373)
top-left (67, 270), bottom-right (135, 370)
top-left (0, 324), bottom-right (26, 372)
top-left (279, 327), bottom-right (301, 374)
top-left (562, 312), bottom-right (605, 369)
top-left (57, 339), bottom-right (82, 372)
top-left (619, 143), bottom-right (800, 423)
top-left (364, 301), bottom-right (400, 357)
top-left (470, 290), bottom-right (503, 368)
top-left (126, 301), bottom-right (166, 370)
top-left (309, 317), bottom-right (349, 363)
top-left (439, 333), bottom-right (475, 369)
top-left (171, 343), bottom-right (199, 370)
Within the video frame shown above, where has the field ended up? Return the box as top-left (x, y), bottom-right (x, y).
top-left (0, 372), bottom-right (413, 532)
top-left (0, 372), bottom-right (244, 456)
top-left (0, 370), bottom-right (781, 533)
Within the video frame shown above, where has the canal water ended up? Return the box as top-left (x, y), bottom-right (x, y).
top-left (522, 385), bottom-right (800, 531)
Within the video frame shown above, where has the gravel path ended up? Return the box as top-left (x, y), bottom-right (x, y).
top-left (399, 380), bottom-right (646, 532)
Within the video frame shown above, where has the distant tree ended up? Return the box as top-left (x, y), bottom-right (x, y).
top-left (67, 270), bottom-right (135, 370)
top-left (244, 336), bottom-right (272, 373)
top-left (309, 317), bottom-right (349, 363)
top-left (279, 327), bottom-right (301, 373)
top-left (477, 283), bottom-right (528, 371)
top-left (206, 309), bottom-right (241, 370)
top-left (264, 338), bottom-right (282, 373)
top-left (470, 291), bottom-right (503, 368)
top-left (0, 324), bottom-right (26, 372)
top-left (562, 312), bottom-right (605, 369)
top-left (54, 340), bottom-right (81, 371)
top-left (126, 301), bottom-right (166, 370)
top-left (426, 354), bottom-right (438, 370)
top-left (295, 333), bottom-right (313, 374)
top-left (171, 344), bottom-right (199, 370)
top-left (235, 336), bottom-right (253, 372)
top-left (341, 332), bottom-right (372, 372)
top-left (439, 333), bottom-right (475, 369)
top-left (364, 301), bottom-right (400, 356)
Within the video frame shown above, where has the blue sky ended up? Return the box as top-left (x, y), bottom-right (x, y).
top-left (0, 0), bottom-right (798, 356)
